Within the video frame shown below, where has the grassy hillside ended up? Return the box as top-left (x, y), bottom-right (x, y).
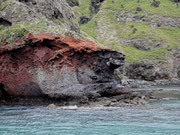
top-left (72, 0), bottom-right (180, 64)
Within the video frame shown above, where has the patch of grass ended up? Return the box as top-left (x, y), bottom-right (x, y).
top-left (116, 21), bottom-right (180, 49)
top-left (121, 44), bottom-right (167, 63)
top-left (80, 17), bottom-right (98, 39)
top-left (0, 19), bottom-right (61, 45)
top-left (96, 9), bottom-right (180, 48)
top-left (72, 0), bottom-right (91, 18)
top-left (78, 1), bottom-right (180, 63)
top-left (99, 40), bottom-right (166, 64)
top-left (53, 18), bottom-right (67, 24)
top-left (102, 0), bottom-right (180, 17)
top-left (0, 26), bottom-right (4, 31)
top-left (0, 25), bottom-right (28, 45)
top-left (0, 17), bottom-right (83, 46)
top-left (0, 0), bottom-right (11, 11)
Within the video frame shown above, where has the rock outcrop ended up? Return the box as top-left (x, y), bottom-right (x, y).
top-left (0, 0), bottom-right (80, 32)
top-left (90, 0), bottom-right (105, 14)
top-left (0, 33), bottom-right (125, 101)
top-left (66, 0), bottom-right (79, 7)
top-left (167, 48), bottom-right (180, 79)
top-left (0, 18), bottom-right (12, 27)
top-left (126, 60), bottom-right (156, 81)
top-left (116, 12), bottom-right (180, 28)
top-left (79, 16), bottom-right (90, 24)
top-left (125, 60), bottom-right (171, 81)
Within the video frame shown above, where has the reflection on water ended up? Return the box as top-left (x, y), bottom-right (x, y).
top-left (0, 100), bottom-right (180, 135)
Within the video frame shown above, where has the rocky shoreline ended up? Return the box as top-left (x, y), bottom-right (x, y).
top-left (0, 33), bottom-right (127, 105)
top-left (0, 32), bottom-right (179, 108)
top-left (0, 89), bottom-right (152, 107)
top-left (2, 84), bottom-right (180, 108)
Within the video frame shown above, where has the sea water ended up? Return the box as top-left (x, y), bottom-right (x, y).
top-left (0, 99), bottom-right (180, 135)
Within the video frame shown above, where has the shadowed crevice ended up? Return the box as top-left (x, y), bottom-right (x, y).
top-left (0, 83), bottom-right (11, 100)
top-left (0, 18), bottom-right (12, 27)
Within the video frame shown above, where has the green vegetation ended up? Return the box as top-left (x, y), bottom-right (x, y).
top-left (0, 19), bottom-right (68, 46)
top-left (1, 0), bottom-right (180, 64)
top-left (0, 19), bottom-right (82, 47)
top-left (74, 0), bottom-right (180, 64)
top-left (100, 40), bottom-right (166, 64)
top-left (0, 0), bottom-right (11, 11)
top-left (72, 0), bottom-right (91, 18)
top-left (80, 17), bottom-right (97, 39)
top-left (102, 0), bottom-right (180, 17)
top-left (0, 24), bottom-right (28, 46)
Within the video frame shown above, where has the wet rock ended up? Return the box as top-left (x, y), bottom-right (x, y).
top-left (0, 33), bottom-right (125, 100)
top-left (0, 86), bottom-right (2, 97)
top-left (99, 88), bottom-right (132, 97)
top-left (122, 79), bottom-right (156, 88)
top-left (46, 104), bottom-right (57, 109)
top-left (79, 16), bottom-right (90, 24)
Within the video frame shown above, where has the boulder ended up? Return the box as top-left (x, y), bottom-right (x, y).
top-left (151, 0), bottom-right (160, 7)
top-left (79, 16), bottom-right (90, 24)
top-left (90, 0), bottom-right (105, 14)
top-left (0, 33), bottom-right (125, 100)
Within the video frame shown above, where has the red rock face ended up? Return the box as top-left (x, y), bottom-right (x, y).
top-left (0, 33), bottom-right (125, 99)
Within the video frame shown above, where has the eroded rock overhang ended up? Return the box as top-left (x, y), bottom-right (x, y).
top-left (0, 33), bottom-right (125, 100)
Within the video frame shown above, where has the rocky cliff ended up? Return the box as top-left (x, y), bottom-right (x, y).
top-left (0, 33), bottom-right (125, 102)
top-left (0, 0), bottom-right (79, 33)
top-left (72, 0), bottom-right (180, 82)
top-left (0, 0), bottom-right (172, 106)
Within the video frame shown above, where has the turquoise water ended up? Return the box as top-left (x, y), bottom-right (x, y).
top-left (0, 100), bottom-right (180, 135)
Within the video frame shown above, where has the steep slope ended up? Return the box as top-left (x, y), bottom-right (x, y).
top-left (72, 0), bottom-right (180, 81)
top-left (0, 0), bottom-right (80, 46)
top-left (0, 0), bottom-right (126, 103)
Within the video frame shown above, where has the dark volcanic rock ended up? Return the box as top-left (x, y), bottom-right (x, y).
top-left (0, 33), bottom-right (125, 100)
top-left (151, 0), bottom-right (160, 7)
top-left (136, 7), bottom-right (142, 12)
top-left (126, 61), bottom-right (156, 81)
top-left (168, 48), bottom-right (180, 79)
top-left (79, 16), bottom-right (90, 24)
top-left (99, 88), bottom-right (132, 97)
top-left (66, 0), bottom-right (79, 7)
top-left (0, 18), bottom-right (12, 27)
top-left (90, 0), bottom-right (105, 14)
top-left (0, 84), bottom-right (3, 97)
top-left (125, 60), bottom-right (171, 81)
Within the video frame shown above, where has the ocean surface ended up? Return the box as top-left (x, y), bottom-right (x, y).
top-left (0, 85), bottom-right (180, 135)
